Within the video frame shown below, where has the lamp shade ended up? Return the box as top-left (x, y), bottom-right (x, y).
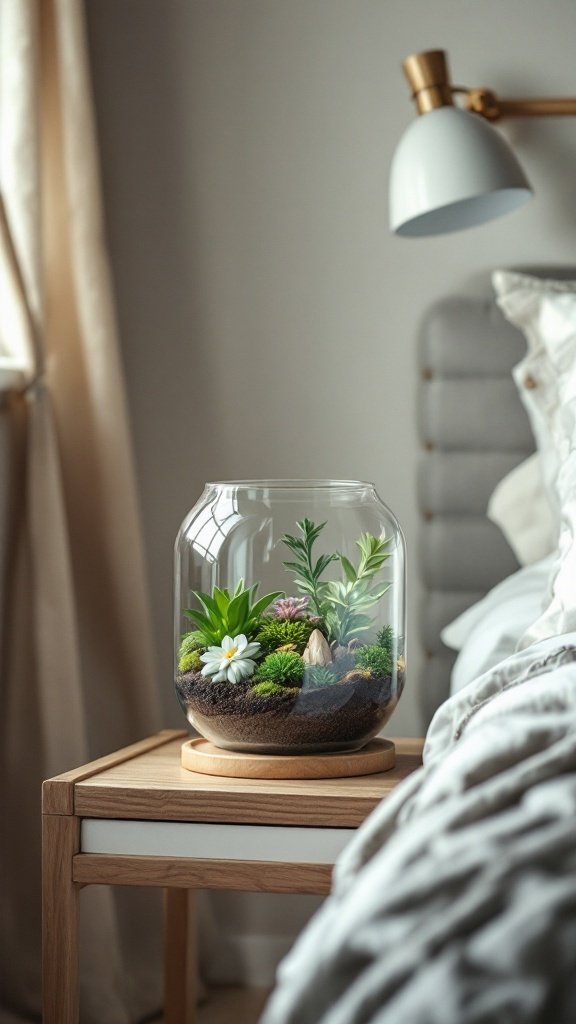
top-left (389, 106), bottom-right (532, 237)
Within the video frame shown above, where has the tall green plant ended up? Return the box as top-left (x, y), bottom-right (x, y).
top-left (281, 520), bottom-right (391, 646)
top-left (280, 519), bottom-right (338, 618)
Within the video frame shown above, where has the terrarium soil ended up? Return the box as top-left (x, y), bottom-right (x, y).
top-left (176, 671), bottom-right (402, 753)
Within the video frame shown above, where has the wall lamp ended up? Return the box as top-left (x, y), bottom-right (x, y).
top-left (390, 49), bottom-right (576, 237)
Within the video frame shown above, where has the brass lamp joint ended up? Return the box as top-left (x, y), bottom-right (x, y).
top-left (465, 88), bottom-right (501, 121)
top-left (403, 49), bottom-right (576, 121)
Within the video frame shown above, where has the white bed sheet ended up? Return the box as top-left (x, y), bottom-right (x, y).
top-left (263, 633), bottom-right (576, 1024)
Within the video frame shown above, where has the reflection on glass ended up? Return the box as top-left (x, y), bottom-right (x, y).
top-left (187, 493), bottom-right (240, 564)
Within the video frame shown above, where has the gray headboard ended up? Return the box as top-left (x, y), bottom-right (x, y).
top-left (417, 274), bottom-right (534, 728)
top-left (418, 267), bottom-right (576, 728)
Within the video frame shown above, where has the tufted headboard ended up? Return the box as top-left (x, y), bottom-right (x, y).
top-left (416, 269), bottom-right (575, 729)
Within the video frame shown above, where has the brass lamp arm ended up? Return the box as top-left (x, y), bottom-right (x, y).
top-left (464, 87), bottom-right (576, 122)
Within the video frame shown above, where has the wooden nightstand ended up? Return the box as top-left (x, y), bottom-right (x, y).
top-left (42, 730), bottom-right (423, 1024)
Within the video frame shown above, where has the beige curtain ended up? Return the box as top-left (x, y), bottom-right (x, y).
top-left (0, 1), bottom-right (163, 1020)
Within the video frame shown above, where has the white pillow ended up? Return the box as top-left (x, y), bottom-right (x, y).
top-left (493, 271), bottom-right (576, 647)
top-left (443, 557), bottom-right (555, 693)
top-left (492, 270), bottom-right (572, 523)
top-left (486, 452), bottom-right (557, 566)
top-left (441, 555), bottom-right (554, 652)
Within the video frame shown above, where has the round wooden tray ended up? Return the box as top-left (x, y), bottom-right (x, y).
top-left (181, 737), bottom-right (395, 780)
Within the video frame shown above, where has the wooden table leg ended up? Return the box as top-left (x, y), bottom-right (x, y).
top-left (164, 888), bottom-right (199, 1024)
top-left (42, 814), bottom-right (81, 1024)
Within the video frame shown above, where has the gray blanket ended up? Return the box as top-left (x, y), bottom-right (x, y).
top-left (261, 639), bottom-right (576, 1024)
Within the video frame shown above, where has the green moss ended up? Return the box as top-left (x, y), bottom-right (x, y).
top-left (254, 650), bottom-right (305, 686)
top-left (179, 631), bottom-right (204, 659)
top-left (305, 665), bottom-right (336, 688)
top-left (356, 644), bottom-right (392, 678)
top-left (178, 649), bottom-right (202, 674)
top-left (250, 681), bottom-right (291, 697)
top-left (255, 618), bottom-right (316, 656)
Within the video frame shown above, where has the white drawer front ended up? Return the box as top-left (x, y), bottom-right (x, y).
top-left (81, 819), bottom-right (355, 864)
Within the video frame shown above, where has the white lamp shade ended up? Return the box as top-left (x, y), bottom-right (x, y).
top-left (389, 106), bottom-right (533, 237)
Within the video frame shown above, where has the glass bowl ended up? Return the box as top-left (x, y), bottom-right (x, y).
top-left (175, 480), bottom-right (405, 755)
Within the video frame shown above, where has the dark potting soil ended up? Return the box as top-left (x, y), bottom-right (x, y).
top-left (175, 670), bottom-right (403, 753)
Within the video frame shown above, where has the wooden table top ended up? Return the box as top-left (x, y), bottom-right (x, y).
top-left (43, 730), bottom-right (424, 828)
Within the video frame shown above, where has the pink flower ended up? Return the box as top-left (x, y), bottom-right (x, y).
top-left (272, 596), bottom-right (310, 620)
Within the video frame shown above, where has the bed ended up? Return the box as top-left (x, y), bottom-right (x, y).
top-left (260, 268), bottom-right (576, 1024)
top-left (418, 266), bottom-right (576, 727)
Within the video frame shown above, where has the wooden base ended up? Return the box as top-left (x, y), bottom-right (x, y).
top-left (181, 737), bottom-right (396, 780)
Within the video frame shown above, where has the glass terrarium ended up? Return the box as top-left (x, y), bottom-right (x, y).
top-left (174, 480), bottom-right (405, 755)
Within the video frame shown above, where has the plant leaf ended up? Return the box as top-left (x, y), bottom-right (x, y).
top-left (213, 587), bottom-right (229, 615)
top-left (250, 591), bottom-right (284, 620)
top-left (193, 591), bottom-right (219, 618)
top-left (226, 591), bottom-right (248, 633)
top-left (185, 609), bottom-right (212, 631)
top-left (283, 560), bottom-right (306, 575)
top-left (313, 552), bottom-right (339, 579)
top-left (339, 555), bottom-right (357, 583)
top-left (293, 578), bottom-right (315, 595)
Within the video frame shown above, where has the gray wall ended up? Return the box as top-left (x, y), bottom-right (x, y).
top-left (85, 0), bottom-right (576, 982)
top-left (86, 0), bottom-right (576, 739)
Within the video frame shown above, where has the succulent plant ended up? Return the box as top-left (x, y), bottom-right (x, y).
top-left (304, 665), bottom-right (336, 688)
top-left (322, 533), bottom-right (392, 646)
top-left (178, 649), bottom-right (202, 674)
top-left (255, 618), bottom-right (316, 656)
top-left (355, 644), bottom-right (393, 678)
top-left (272, 596), bottom-right (311, 620)
top-left (254, 650), bottom-right (305, 686)
top-left (331, 648), bottom-right (358, 676)
top-left (184, 579), bottom-right (282, 647)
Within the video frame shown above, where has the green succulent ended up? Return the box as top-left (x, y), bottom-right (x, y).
top-left (178, 650), bottom-right (202, 674)
top-left (254, 650), bottom-right (305, 686)
top-left (355, 644), bottom-right (393, 678)
top-left (322, 533), bottom-right (392, 646)
top-left (304, 665), bottom-right (337, 688)
top-left (250, 681), bottom-right (296, 698)
top-left (184, 579), bottom-right (283, 647)
top-left (255, 618), bottom-right (316, 656)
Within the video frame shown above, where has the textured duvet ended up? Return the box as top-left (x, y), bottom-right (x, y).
top-left (261, 638), bottom-right (576, 1024)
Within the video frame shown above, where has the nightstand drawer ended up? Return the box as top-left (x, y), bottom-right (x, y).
top-left (81, 819), bottom-right (354, 863)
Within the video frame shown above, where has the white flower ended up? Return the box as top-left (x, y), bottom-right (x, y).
top-left (200, 634), bottom-right (260, 683)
